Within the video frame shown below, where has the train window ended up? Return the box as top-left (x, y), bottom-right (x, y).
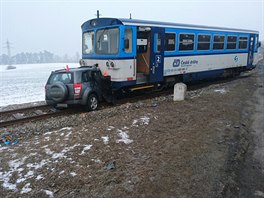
top-left (155, 33), bottom-right (161, 53)
top-left (165, 33), bottom-right (176, 51)
top-left (96, 28), bottom-right (119, 54)
top-left (213, 35), bottom-right (225, 50)
top-left (227, 36), bottom-right (237, 49)
top-left (179, 34), bottom-right (194, 51)
top-left (137, 31), bottom-right (148, 53)
top-left (125, 28), bottom-right (133, 53)
top-left (83, 31), bottom-right (94, 54)
top-left (197, 34), bottom-right (211, 50)
top-left (238, 36), bottom-right (248, 49)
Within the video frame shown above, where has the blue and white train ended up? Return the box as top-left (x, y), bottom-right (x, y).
top-left (80, 17), bottom-right (260, 92)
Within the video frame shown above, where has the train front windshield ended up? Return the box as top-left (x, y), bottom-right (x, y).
top-left (83, 27), bottom-right (119, 55)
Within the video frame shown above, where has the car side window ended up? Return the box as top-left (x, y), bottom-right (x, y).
top-left (82, 71), bottom-right (91, 82)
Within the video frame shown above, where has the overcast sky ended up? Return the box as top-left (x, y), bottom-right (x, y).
top-left (1, 0), bottom-right (263, 56)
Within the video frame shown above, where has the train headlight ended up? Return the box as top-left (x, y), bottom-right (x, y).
top-left (106, 61), bottom-right (110, 67)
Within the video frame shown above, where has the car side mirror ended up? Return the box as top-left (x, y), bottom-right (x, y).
top-left (124, 38), bottom-right (130, 49)
top-left (258, 41), bottom-right (261, 48)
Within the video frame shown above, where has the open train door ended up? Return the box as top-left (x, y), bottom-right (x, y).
top-left (149, 27), bottom-right (165, 83)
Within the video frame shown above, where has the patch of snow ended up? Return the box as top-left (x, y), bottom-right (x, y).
top-left (26, 159), bottom-right (49, 170)
top-left (44, 136), bottom-right (50, 141)
top-left (21, 183), bottom-right (32, 194)
top-left (44, 131), bottom-right (53, 136)
top-left (36, 175), bottom-right (44, 180)
top-left (59, 170), bottom-right (65, 175)
top-left (80, 144), bottom-right (93, 155)
top-left (132, 120), bottom-right (138, 127)
top-left (140, 116), bottom-right (150, 125)
top-left (42, 189), bottom-right (54, 198)
top-left (0, 146), bottom-right (9, 151)
top-left (107, 126), bottom-right (115, 131)
top-left (59, 127), bottom-right (72, 131)
top-left (52, 144), bottom-right (80, 159)
top-left (70, 172), bottom-right (77, 177)
top-left (45, 148), bottom-right (54, 155)
top-left (91, 159), bottom-right (101, 163)
top-left (24, 170), bottom-right (34, 178)
top-left (132, 116), bottom-right (150, 127)
top-left (116, 129), bottom-right (133, 144)
top-left (214, 88), bottom-right (227, 94)
top-left (65, 131), bottom-right (72, 138)
top-left (101, 136), bottom-right (109, 144)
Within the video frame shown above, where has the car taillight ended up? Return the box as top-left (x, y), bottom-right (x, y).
top-left (74, 83), bottom-right (82, 99)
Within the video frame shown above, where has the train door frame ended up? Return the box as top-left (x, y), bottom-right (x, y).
top-left (149, 27), bottom-right (165, 83)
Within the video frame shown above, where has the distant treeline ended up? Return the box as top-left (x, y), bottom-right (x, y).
top-left (0, 50), bottom-right (80, 65)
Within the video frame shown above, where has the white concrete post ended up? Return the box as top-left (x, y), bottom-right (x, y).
top-left (173, 83), bottom-right (187, 101)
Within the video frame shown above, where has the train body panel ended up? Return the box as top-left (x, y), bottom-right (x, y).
top-left (164, 53), bottom-right (248, 76)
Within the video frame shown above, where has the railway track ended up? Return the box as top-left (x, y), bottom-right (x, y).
top-left (0, 105), bottom-right (77, 128)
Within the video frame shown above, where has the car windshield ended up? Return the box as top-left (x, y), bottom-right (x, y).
top-left (48, 72), bottom-right (73, 84)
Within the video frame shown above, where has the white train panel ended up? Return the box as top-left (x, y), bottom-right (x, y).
top-left (83, 59), bottom-right (136, 82)
top-left (164, 53), bottom-right (248, 76)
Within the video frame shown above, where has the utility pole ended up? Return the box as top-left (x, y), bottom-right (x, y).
top-left (3, 40), bottom-right (13, 65)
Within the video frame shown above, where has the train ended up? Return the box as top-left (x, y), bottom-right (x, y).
top-left (80, 17), bottom-right (260, 95)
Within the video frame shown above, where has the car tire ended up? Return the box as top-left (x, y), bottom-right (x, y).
top-left (86, 94), bottom-right (98, 111)
top-left (50, 82), bottom-right (68, 103)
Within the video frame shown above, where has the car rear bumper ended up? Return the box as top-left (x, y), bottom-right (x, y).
top-left (46, 99), bottom-right (82, 105)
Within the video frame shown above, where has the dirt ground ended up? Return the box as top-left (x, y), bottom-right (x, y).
top-left (0, 61), bottom-right (263, 198)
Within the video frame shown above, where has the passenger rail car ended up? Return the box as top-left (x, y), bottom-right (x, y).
top-left (80, 18), bottom-right (260, 91)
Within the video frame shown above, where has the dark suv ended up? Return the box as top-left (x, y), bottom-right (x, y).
top-left (45, 66), bottom-right (105, 111)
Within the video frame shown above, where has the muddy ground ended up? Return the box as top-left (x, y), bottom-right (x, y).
top-left (0, 61), bottom-right (263, 198)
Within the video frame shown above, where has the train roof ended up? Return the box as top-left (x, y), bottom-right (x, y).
top-left (82, 18), bottom-right (259, 34)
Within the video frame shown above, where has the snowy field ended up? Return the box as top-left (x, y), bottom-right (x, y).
top-left (0, 63), bottom-right (79, 107)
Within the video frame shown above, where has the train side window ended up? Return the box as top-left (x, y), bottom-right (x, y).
top-left (213, 35), bottom-right (225, 50)
top-left (155, 33), bottom-right (161, 53)
top-left (165, 33), bottom-right (176, 51)
top-left (227, 36), bottom-right (237, 49)
top-left (124, 28), bottom-right (132, 53)
top-left (238, 36), bottom-right (248, 49)
top-left (197, 34), bottom-right (211, 50)
top-left (179, 34), bottom-right (194, 51)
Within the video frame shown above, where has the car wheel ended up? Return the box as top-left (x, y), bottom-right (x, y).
top-left (86, 94), bottom-right (98, 111)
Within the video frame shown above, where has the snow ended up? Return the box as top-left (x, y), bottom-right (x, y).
top-left (36, 175), bottom-right (44, 180)
top-left (42, 189), bottom-right (54, 198)
top-left (101, 136), bottom-right (109, 144)
top-left (116, 129), bottom-right (133, 144)
top-left (107, 126), bottom-right (115, 131)
top-left (0, 63), bottom-right (79, 107)
top-left (140, 116), bottom-right (150, 125)
top-left (21, 183), bottom-right (32, 194)
top-left (214, 88), bottom-right (227, 94)
top-left (70, 172), bottom-right (77, 177)
top-left (132, 116), bottom-right (150, 127)
top-left (80, 144), bottom-right (93, 155)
